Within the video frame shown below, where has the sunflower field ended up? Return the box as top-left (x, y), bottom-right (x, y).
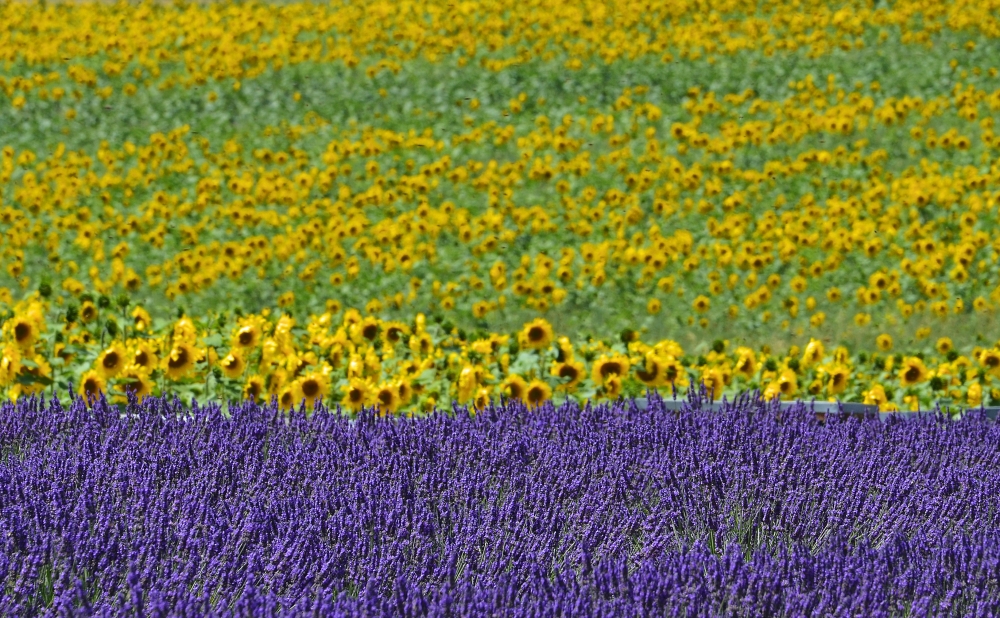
top-left (2, 0), bottom-right (1000, 414)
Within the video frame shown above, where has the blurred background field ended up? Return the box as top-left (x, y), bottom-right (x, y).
top-left (1, 0), bottom-right (1000, 412)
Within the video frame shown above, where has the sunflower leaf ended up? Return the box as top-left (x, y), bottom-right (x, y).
top-left (16, 373), bottom-right (53, 386)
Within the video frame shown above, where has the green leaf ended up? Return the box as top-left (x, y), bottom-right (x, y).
top-left (201, 334), bottom-right (224, 347)
top-left (16, 373), bottom-right (53, 386)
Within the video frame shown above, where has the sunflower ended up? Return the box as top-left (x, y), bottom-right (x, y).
top-left (219, 349), bottom-right (246, 379)
top-left (9, 316), bottom-right (37, 351)
top-left (863, 384), bottom-right (888, 408)
top-left (349, 316), bottom-right (380, 344)
top-left (243, 375), bottom-right (266, 403)
top-left (967, 381), bottom-right (984, 408)
top-left (701, 367), bottom-right (725, 400)
top-left (635, 355), bottom-right (663, 387)
top-left (979, 349), bottom-right (1000, 378)
top-left (591, 354), bottom-right (630, 385)
top-left (372, 382), bottom-right (400, 415)
top-left (163, 342), bottom-right (199, 380)
top-left (876, 334), bottom-right (893, 352)
top-left (278, 387), bottom-right (296, 411)
top-left (79, 301), bottom-right (98, 324)
top-left (96, 344), bottom-right (127, 380)
top-left (550, 359), bottom-right (586, 391)
top-left (827, 365), bottom-right (850, 395)
top-left (16, 355), bottom-right (52, 396)
top-left (936, 337), bottom-right (953, 355)
top-left (500, 374), bottom-right (529, 401)
top-left (602, 374), bottom-right (623, 400)
top-left (396, 379), bottom-right (414, 406)
top-left (296, 371), bottom-right (329, 410)
top-left (232, 323), bottom-right (261, 350)
top-left (764, 368), bottom-right (798, 401)
top-left (472, 387), bottom-right (492, 411)
top-left (524, 379), bottom-right (552, 408)
top-left (117, 369), bottom-right (154, 401)
top-left (661, 356), bottom-right (689, 389)
top-left (79, 369), bottom-right (106, 399)
top-left (518, 318), bottom-right (555, 350)
top-left (172, 317), bottom-right (198, 346)
top-left (898, 356), bottom-right (929, 386)
top-left (801, 339), bottom-right (824, 366)
top-left (341, 378), bottom-right (373, 412)
top-left (382, 321), bottom-right (410, 344)
top-left (0, 344), bottom-right (22, 387)
top-left (734, 347), bottom-right (757, 379)
top-left (131, 306), bottom-right (152, 332)
top-left (130, 342), bottom-right (158, 373)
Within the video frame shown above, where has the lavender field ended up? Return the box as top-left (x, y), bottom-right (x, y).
top-left (0, 391), bottom-right (998, 616)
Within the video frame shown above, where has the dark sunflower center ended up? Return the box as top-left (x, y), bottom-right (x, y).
top-left (362, 324), bottom-right (378, 340)
top-left (135, 351), bottom-right (149, 366)
top-left (302, 380), bottom-right (320, 398)
top-left (238, 330), bottom-right (254, 346)
top-left (14, 322), bottom-right (31, 342)
top-left (904, 366), bottom-right (921, 382)
top-left (349, 388), bottom-right (364, 403)
top-left (527, 326), bottom-right (545, 342)
top-left (558, 365), bottom-right (578, 380)
top-left (168, 349), bottom-right (189, 369)
top-left (527, 386), bottom-right (545, 403)
top-left (102, 352), bottom-right (120, 369)
top-left (378, 390), bottom-right (393, 405)
top-left (600, 362), bottom-right (622, 378)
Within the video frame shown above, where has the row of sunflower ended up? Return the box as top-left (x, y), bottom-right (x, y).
top-left (2, 292), bottom-right (998, 414)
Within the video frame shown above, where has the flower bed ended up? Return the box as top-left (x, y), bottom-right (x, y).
top-left (2, 392), bottom-right (1000, 615)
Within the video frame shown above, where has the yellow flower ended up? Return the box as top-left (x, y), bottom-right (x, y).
top-left (373, 382), bottom-right (400, 415)
top-left (126, 342), bottom-right (157, 375)
top-left (96, 344), bottom-right (127, 380)
top-left (979, 349), bottom-right (1000, 378)
top-left (701, 367), bottom-right (725, 400)
top-left (734, 347), bottom-right (757, 379)
top-left (0, 344), bottom-right (21, 387)
top-left (79, 369), bottom-right (106, 399)
top-left (692, 295), bottom-right (711, 313)
top-left (117, 369), bottom-right (154, 401)
top-left (863, 384), bottom-right (888, 408)
top-left (295, 371), bottom-right (329, 410)
top-left (524, 379), bottom-right (552, 408)
top-left (801, 339), bottom-right (824, 366)
top-left (131, 306), bottom-right (152, 332)
top-left (243, 375), bottom-right (266, 403)
top-left (634, 354), bottom-right (665, 388)
top-left (550, 359), bottom-right (585, 391)
top-left (233, 323), bottom-right (262, 350)
top-left (936, 337), bottom-right (953, 355)
top-left (898, 357), bottom-right (929, 386)
top-left (9, 316), bottom-right (38, 352)
top-left (876, 334), bottom-right (893, 352)
top-left (827, 365), bottom-right (850, 396)
top-left (519, 318), bottom-right (555, 350)
top-left (340, 378), bottom-right (373, 412)
top-left (172, 317), bottom-right (198, 345)
top-left (646, 298), bottom-right (662, 315)
top-left (163, 342), bottom-right (199, 380)
top-left (80, 301), bottom-right (98, 324)
top-left (219, 349), bottom-right (246, 379)
top-left (967, 381), bottom-right (983, 408)
top-left (591, 354), bottom-right (631, 385)
top-left (500, 374), bottom-right (529, 401)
